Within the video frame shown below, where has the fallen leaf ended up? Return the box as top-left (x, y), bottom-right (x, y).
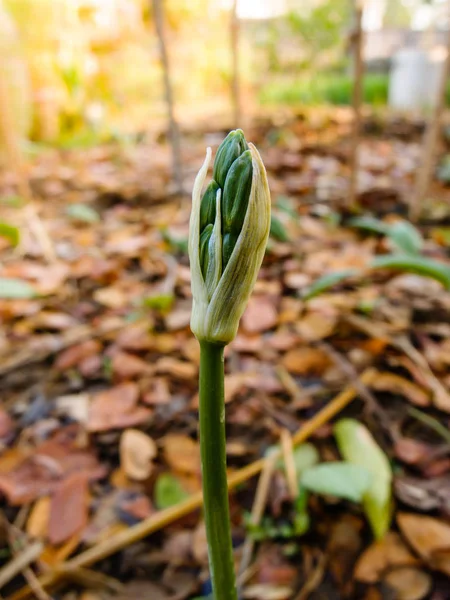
top-left (27, 496), bottom-right (51, 539)
top-left (88, 383), bottom-right (151, 432)
top-left (398, 512), bottom-right (450, 575)
top-left (111, 351), bottom-right (152, 380)
top-left (355, 532), bottom-right (419, 583)
top-left (296, 311), bottom-right (337, 341)
top-left (48, 473), bottom-right (89, 545)
top-left (0, 409), bottom-right (13, 438)
top-left (383, 567), bottom-right (431, 600)
top-left (154, 356), bottom-right (197, 380)
top-left (282, 346), bottom-right (331, 375)
top-left (242, 296), bottom-right (278, 333)
top-left (120, 429), bottom-right (157, 480)
top-left (163, 434), bottom-right (200, 476)
top-left (54, 340), bottom-right (101, 370)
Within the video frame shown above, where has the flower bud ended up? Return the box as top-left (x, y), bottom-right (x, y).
top-left (222, 149), bottom-right (253, 237)
top-left (200, 180), bottom-right (219, 231)
top-left (213, 129), bottom-right (249, 188)
top-left (189, 131), bottom-right (271, 345)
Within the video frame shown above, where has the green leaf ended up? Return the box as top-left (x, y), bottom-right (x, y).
top-left (348, 216), bottom-right (389, 236)
top-left (0, 222), bottom-right (20, 246)
top-left (66, 203), bottom-right (100, 223)
top-left (387, 221), bottom-right (423, 255)
top-left (371, 254), bottom-right (450, 289)
top-left (270, 214), bottom-right (290, 242)
top-left (0, 278), bottom-right (37, 299)
top-left (291, 443), bottom-right (320, 477)
top-left (141, 293), bottom-right (175, 311)
top-left (303, 269), bottom-right (358, 300)
top-left (301, 462), bottom-right (372, 503)
top-left (334, 419), bottom-right (392, 539)
top-left (154, 473), bottom-right (189, 509)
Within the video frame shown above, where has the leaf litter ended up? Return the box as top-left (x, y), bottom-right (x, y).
top-left (1, 113), bottom-right (450, 598)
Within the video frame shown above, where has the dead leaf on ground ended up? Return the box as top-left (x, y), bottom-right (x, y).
top-left (282, 346), bottom-right (331, 376)
top-left (383, 567), bottom-right (431, 600)
top-left (48, 472), bottom-right (89, 545)
top-left (398, 512), bottom-right (450, 575)
top-left (0, 409), bottom-right (13, 438)
top-left (162, 434), bottom-right (200, 476)
top-left (120, 429), bottom-right (157, 481)
top-left (355, 532), bottom-right (419, 583)
top-left (242, 296), bottom-right (278, 333)
top-left (296, 310), bottom-right (337, 341)
top-left (88, 383), bottom-right (151, 432)
top-left (54, 340), bottom-right (101, 370)
top-left (110, 351), bottom-right (152, 380)
top-left (27, 496), bottom-right (51, 538)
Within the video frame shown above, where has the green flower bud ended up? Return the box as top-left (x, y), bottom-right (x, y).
top-left (200, 180), bottom-right (219, 231)
top-left (222, 149), bottom-right (253, 237)
top-left (189, 132), bottom-right (271, 345)
top-left (212, 129), bottom-right (248, 189)
top-left (222, 231), bottom-right (239, 270)
top-left (200, 223), bottom-right (214, 279)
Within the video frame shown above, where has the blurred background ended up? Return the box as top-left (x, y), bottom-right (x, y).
top-left (2, 1), bottom-right (450, 600)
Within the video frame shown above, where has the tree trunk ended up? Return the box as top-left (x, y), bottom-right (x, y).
top-left (152, 0), bottom-right (184, 195)
top-left (348, 1), bottom-right (364, 210)
top-left (410, 8), bottom-right (450, 222)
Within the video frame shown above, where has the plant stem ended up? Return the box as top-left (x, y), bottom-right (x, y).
top-left (199, 341), bottom-right (237, 600)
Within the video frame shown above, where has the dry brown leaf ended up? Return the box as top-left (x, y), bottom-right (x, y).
top-left (48, 473), bottom-right (89, 545)
top-left (192, 520), bottom-right (208, 564)
top-left (120, 429), bottom-right (157, 481)
top-left (163, 434), bottom-right (200, 476)
top-left (0, 408), bottom-right (13, 438)
top-left (54, 340), bottom-right (101, 370)
top-left (155, 356), bottom-right (197, 380)
top-left (26, 496), bottom-right (51, 539)
top-left (398, 512), bottom-right (450, 575)
top-left (282, 346), bottom-right (331, 375)
top-left (111, 351), bottom-right (152, 380)
top-left (242, 296), bottom-right (278, 333)
top-left (296, 311), bottom-right (337, 341)
top-left (370, 371), bottom-right (430, 407)
top-left (88, 383), bottom-right (151, 432)
top-left (354, 532), bottom-right (419, 583)
top-left (383, 567), bottom-right (431, 600)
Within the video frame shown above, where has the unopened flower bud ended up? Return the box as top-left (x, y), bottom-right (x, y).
top-left (189, 130), bottom-right (271, 345)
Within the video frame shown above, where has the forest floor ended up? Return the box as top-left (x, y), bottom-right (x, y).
top-left (1, 111), bottom-right (450, 600)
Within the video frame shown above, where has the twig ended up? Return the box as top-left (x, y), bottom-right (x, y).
top-left (9, 368), bottom-right (376, 600)
top-left (230, 0), bottom-right (241, 128)
top-left (281, 429), bottom-right (298, 499)
top-left (408, 406), bottom-right (450, 445)
top-left (317, 341), bottom-right (395, 439)
top-left (410, 3), bottom-right (450, 221)
top-left (151, 0), bottom-right (184, 195)
top-left (237, 452), bottom-right (277, 589)
top-left (348, 1), bottom-right (364, 209)
top-left (0, 541), bottom-right (43, 590)
top-left (293, 550), bottom-right (327, 600)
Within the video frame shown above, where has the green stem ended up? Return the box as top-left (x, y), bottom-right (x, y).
top-left (199, 341), bottom-right (237, 600)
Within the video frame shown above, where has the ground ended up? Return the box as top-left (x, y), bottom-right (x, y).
top-left (1, 110), bottom-right (450, 599)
